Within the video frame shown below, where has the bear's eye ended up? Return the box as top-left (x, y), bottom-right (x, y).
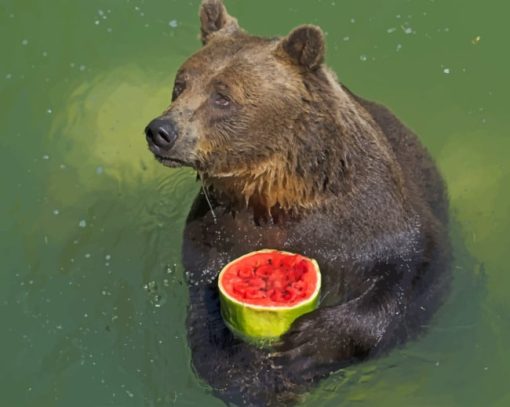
top-left (211, 92), bottom-right (231, 108)
top-left (172, 82), bottom-right (185, 102)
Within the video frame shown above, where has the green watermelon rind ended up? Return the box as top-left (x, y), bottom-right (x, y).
top-left (218, 249), bottom-right (321, 340)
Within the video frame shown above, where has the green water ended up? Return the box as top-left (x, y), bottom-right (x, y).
top-left (1, 0), bottom-right (509, 406)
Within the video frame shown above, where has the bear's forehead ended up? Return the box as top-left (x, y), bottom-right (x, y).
top-left (179, 36), bottom-right (282, 80)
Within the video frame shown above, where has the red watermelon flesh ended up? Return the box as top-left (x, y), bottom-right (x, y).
top-left (220, 252), bottom-right (318, 307)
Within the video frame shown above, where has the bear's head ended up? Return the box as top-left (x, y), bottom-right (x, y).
top-left (145, 0), bottom-right (391, 212)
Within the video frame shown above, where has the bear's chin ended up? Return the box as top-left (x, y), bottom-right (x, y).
top-left (154, 155), bottom-right (189, 168)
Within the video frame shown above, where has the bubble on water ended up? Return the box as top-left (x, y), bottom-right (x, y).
top-left (60, 164), bottom-right (66, 169)
top-left (396, 43), bottom-right (403, 52)
top-left (126, 390), bottom-right (134, 398)
top-left (53, 209), bottom-right (60, 215)
top-left (56, 324), bottom-right (63, 330)
top-left (360, 54), bottom-right (367, 62)
top-left (85, 253), bottom-right (91, 259)
top-left (169, 19), bottom-right (178, 28)
top-left (105, 254), bottom-right (111, 261)
top-left (42, 51), bottom-right (48, 57)
top-left (47, 108), bottom-right (52, 114)
top-left (95, 20), bottom-right (100, 25)
top-left (443, 68), bottom-right (451, 74)
top-left (402, 26), bottom-right (413, 35)
top-left (98, 9), bottom-right (104, 16)
top-left (5, 73), bottom-right (12, 80)
top-left (95, 165), bottom-right (104, 174)
top-left (21, 39), bottom-right (28, 46)
top-left (144, 281), bottom-right (158, 293)
top-left (79, 219), bottom-right (87, 228)
top-left (343, 36), bottom-right (350, 41)
top-left (152, 294), bottom-right (166, 307)
top-left (79, 65), bottom-right (86, 71)
top-left (42, 154), bottom-right (50, 160)
top-left (387, 27), bottom-right (397, 34)
top-left (107, 27), bottom-right (112, 33)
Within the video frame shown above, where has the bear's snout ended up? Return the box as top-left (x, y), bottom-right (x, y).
top-left (145, 118), bottom-right (178, 152)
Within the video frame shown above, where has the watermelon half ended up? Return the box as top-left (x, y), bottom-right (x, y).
top-left (218, 249), bottom-right (321, 340)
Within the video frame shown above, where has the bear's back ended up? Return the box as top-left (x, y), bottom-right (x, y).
top-left (348, 88), bottom-right (448, 225)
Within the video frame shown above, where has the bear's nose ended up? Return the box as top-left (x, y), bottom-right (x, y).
top-left (145, 118), bottom-right (178, 151)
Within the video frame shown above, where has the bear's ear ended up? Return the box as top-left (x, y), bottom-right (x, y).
top-left (278, 25), bottom-right (325, 70)
top-left (199, 0), bottom-right (239, 45)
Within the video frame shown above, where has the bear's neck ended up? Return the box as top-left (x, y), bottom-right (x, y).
top-left (202, 159), bottom-right (325, 216)
top-left (202, 69), bottom-right (406, 222)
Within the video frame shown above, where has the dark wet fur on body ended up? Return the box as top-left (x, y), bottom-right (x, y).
top-left (145, 1), bottom-right (450, 405)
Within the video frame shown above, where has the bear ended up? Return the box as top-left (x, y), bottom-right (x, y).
top-left (144, 0), bottom-right (450, 405)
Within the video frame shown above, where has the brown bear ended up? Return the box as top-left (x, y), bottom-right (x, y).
top-left (144, 0), bottom-right (450, 405)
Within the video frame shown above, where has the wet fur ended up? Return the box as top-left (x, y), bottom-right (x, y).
top-left (149, 1), bottom-right (450, 405)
